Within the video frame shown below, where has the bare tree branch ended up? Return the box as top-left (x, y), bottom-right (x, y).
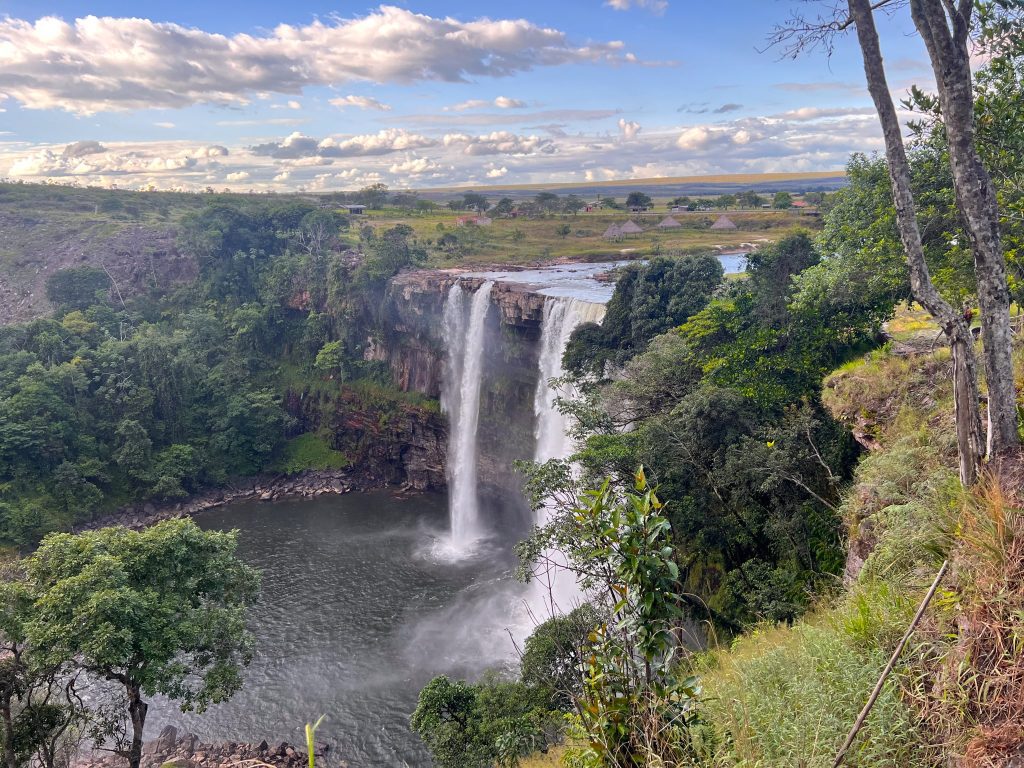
top-left (762, 0), bottom-right (903, 58)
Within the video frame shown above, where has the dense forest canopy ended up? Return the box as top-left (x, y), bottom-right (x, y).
top-left (0, 196), bottom-right (426, 548)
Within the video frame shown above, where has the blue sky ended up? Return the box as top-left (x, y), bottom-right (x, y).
top-left (0, 1), bottom-right (934, 190)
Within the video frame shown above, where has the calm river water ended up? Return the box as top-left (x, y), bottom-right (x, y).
top-left (148, 491), bottom-right (528, 767)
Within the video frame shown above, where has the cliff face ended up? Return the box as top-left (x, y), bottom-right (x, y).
top-left (283, 388), bottom-right (447, 491)
top-left (379, 271), bottom-right (546, 503)
top-left (372, 270), bottom-right (548, 397)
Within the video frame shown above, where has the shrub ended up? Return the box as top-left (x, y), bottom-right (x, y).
top-left (270, 433), bottom-right (349, 475)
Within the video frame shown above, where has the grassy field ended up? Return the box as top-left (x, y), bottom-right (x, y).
top-left (358, 207), bottom-right (819, 267)
top-left (425, 170), bottom-right (846, 194)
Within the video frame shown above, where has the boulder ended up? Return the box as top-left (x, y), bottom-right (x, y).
top-left (155, 725), bottom-right (178, 754)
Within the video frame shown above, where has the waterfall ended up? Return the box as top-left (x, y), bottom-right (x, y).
top-left (534, 297), bottom-right (608, 465)
top-left (440, 280), bottom-right (494, 551)
top-left (529, 296), bottom-right (607, 616)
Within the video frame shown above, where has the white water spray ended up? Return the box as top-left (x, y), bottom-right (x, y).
top-left (530, 296), bottom-right (607, 617)
top-left (440, 280), bottom-right (494, 552)
top-left (534, 297), bottom-right (608, 463)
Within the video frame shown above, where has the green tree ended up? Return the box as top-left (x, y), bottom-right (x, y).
top-left (411, 676), bottom-right (491, 768)
top-left (355, 183), bottom-right (389, 209)
top-left (772, 191), bottom-right (793, 209)
top-left (295, 209), bottom-right (346, 258)
top-left (358, 225), bottom-right (427, 287)
top-left (564, 255), bottom-right (724, 377)
top-left (563, 195), bottom-right (586, 216)
top-left (44, 268), bottom-right (111, 314)
top-left (148, 444), bottom-right (198, 500)
top-left (313, 340), bottom-right (346, 380)
top-left (517, 471), bottom-right (700, 766)
top-left (25, 520), bottom-right (260, 768)
top-left (534, 192), bottom-right (560, 214)
top-left (520, 605), bottom-right (601, 709)
top-left (462, 192), bottom-right (488, 212)
top-left (625, 191), bottom-right (652, 209)
top-left (411, 674), bottom-right (553, 768)
top-left (491, 198), bottom-right (515, 218)
top-left (391, 192), bottom-right (419, 210)
top-left (737, 190), bottom-right (765, 208)
top-left (0, 568), bottom-right (93, 768)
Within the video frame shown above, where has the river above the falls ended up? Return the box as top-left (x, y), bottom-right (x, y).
top-left (147, 491), bottom-right (528, 768)
top-left (464, 252), bottom-right (748, 303)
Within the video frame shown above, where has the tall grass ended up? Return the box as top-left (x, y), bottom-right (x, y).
top-left (695, 578), bottom-right (931, 767)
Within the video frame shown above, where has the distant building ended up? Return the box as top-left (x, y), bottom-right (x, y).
top-left (618, 220), bottom-right (644, 236)
top-left (603, 224), bottom-right (622, 240)
top-left (345, 204), bottom-right (367, 215)
top-left (711, 215), bottom-right (738, 230)
top-left (657, 216), bottom-right (681, 229)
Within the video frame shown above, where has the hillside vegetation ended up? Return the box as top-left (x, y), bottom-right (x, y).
top-left (0, 179), bottom-right (819, 323)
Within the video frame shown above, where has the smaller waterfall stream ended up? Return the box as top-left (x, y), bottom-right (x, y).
top-left (440, 280), bottom-right (494, 551)
top-left (530, 296), bottom-right (608, 617)
top-left (534, 297), bottom-right (608, 463)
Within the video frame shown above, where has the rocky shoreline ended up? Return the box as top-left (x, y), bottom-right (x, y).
top-left (78, 725), bottom-right (347, 768)
top-left (74, 469), bottom-right (389, 534)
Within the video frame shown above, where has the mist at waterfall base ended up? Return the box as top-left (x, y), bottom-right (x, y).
top-left (148, 492), bottom-right (519, 767)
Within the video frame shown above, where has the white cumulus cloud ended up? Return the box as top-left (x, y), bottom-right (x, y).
top-left (444, 131), bottom-right (554, 156)
top-left (0, 7), bottom-right (633, 114)
top-left (446, 96), bottom-right (528, 111)
top-left (605, 0), bottom-right (668, 14)
top-left (329, 95), bottom-right (392, 111)
top-left (618, 118), bottom-right (641, 140)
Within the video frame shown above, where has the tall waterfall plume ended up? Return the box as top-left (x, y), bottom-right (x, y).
top-left (440, 280), bottom-right (494, 552)
top-left (529, 296), bottom-right (607, 616)
top-left (534, 297), bottom-right (608, 464)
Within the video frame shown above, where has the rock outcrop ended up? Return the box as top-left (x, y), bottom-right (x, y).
top-left (76, 725), bottom-right (347, 768)
top-left (365, 268), bottom-right (553, 514)
top-left (76, 469), bottom-right (362, 533)
top-left (372, 269), bottom-right (549, 397)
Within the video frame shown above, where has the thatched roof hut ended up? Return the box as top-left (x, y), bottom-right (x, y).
top-left (618, 220), bottom-right (644, 235)
top-left (603, 224), bottom-right (622, 240)
top-left (657, 216), bottom-right (681, 229)
top-left (711, 215), bottom-right (737, 230)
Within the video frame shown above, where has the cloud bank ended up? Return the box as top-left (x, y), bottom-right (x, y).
top-left (0, 6), bottom-right (634, 114)
top-left (0, 106), bottom-right (881, 191)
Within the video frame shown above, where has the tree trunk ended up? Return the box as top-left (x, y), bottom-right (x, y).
top-left (1, 698), bottom-right (17, 768)
top-left (848, 0), bottom-right (985, 485)
top-left (126, 685), bottom-right (148, 768)
top-left (909, 0), bottom-right (1019, 457)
